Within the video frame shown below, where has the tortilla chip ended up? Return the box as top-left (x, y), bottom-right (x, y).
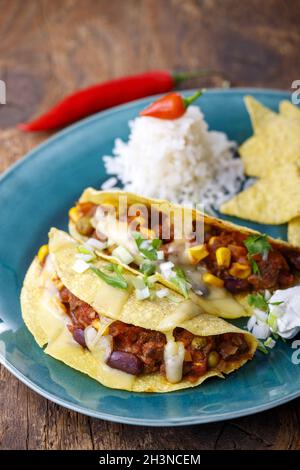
top-left (240, 97), bottom-right (300, 178)
top-left (221, 162), bottom-right (300, 224)
top-left (288, 217), bottom-right (300, 246)
top-left (240, 116), bottom-right (300, 177)
top-left (280, 100), bottom-right (300, 121)
top-left (244, 96), bottom-right (276, 133)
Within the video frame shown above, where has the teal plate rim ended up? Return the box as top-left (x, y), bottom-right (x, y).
top-left (1, 87), bottom-right (299, 426)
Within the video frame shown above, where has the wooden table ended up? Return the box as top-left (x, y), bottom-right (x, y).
top-left (1, 0), bottom-right (300, 450)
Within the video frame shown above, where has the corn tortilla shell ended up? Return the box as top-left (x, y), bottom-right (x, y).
top-left (20, 229), bottom-right (257, 393)
top-left (288, 217), bottom-right (300, 246)
top-left (70, 188), bottom-right (300, 317)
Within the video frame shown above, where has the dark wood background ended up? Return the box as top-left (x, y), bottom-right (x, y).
top-left (1, 0), bottom-right (300, 450)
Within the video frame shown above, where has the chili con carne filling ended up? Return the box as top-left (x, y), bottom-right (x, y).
top-left (59, 285), bottom-right (251, 382)
top-left (73, 202), bottom-right (300, 295)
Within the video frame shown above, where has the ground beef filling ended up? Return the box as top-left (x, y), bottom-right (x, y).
top-left (59, 285), bottom-right (250, 382)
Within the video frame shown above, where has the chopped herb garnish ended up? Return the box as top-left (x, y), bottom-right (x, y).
top-left (249, 257), bottom-right (260, 275)
top-left (170, 267), bottom-right (189, 299)
top-left (244, 234), bottom-right (271, 256)
top-left (140, 261), bottom-right (156, 276)
top-left (270, 301), bottom-right (284, 306)
top-left (90, 266), bottom-right (128, 289)
top-left (132, 231), bottom-right (144, 247)
top-left (151, 239), bottom-right (162, 250)
top-left (134, 232), bottom-right (162, 261)
top-left (247, 292), bottom-right (269, 312)
top-left (139, 247), bottom-right (158, 260)
top-left (244, 234), bottom-right (271, 276)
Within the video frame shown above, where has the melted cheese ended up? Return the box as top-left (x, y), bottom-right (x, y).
top-left (164, 341), bottom-right (185, 383)
top-left (158, 300), bottom-right (202, 331)
top-left (190, 288), bottom-right (246, 319)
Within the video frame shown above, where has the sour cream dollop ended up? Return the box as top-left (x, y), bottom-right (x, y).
top-left (269, 286), bottom-right (300, 339)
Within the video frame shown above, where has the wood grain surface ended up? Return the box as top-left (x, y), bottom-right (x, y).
top-left (1, 0), bottom-right (300, 450)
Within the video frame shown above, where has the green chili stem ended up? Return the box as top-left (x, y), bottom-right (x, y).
top-left (172, 70), bottom-right (220, 85)
top-left (183, 89), bottom-right (204, 108)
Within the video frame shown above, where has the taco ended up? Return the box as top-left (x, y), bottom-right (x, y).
top-left (68, 189), bottom-right (300, 319)
top-left (20, 228), bottom-right (257, 393)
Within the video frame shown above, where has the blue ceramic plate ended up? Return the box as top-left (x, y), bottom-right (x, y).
top-left (0, 89), bottom-right (299, 426)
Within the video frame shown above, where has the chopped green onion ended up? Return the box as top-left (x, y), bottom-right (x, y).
top-left (267, 313), bottom-right (278, 332)
top-left (249, 257), bottom-right (260, 275)
top-left (151, 239), bottom-right (162, 250)
top-left (78, 245), bottom-right (93, 255)
top-left (247, 293), bottom-right (269, 312)
top-left (170, 267), bottom-right (189, 299)
top-left (90, 266), bottom-right (128, 289)
top-left (257, 341), bottom-right (268, 354)
top-left (139, 247), bottom-right (158, 260)
top-left (140, 261), bottom-right (156, 276)
top-left (264, 337), bottom-right (276, 349)
top-left (111, 245), bottom-right (134, 265)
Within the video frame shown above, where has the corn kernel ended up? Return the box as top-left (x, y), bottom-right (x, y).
top-left (37, 244), bottom-right (49, 264)
top-left (92, 319), bottom-right (101, 330)
top-left (202, 272), bottom-right (224, 288)
top-left (229, 262), bottom-right (251, 279)
top-left (188, 244), bottom-right (209, 263)
top-left (216, 246), bottom-right (231, 268)
top-left (69, 206), bottom-right (80, 222)
top-left (208, 236), bottom-right (218, 246)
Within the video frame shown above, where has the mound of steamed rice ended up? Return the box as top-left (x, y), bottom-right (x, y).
top-left (103, 106), bottom-right (244, 210)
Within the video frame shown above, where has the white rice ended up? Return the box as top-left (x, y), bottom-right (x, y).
top-left (102, 106), bottom-right (244, 211)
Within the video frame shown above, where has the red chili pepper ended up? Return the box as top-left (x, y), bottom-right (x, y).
top-left (19, 71), bottom-right (210, 132)
top-left (140, 90), bottom-right (203, 120)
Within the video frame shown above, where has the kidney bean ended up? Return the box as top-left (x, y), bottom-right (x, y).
top-left (106, 351), bottom-right (143, 375)
top-left (73, 328), bottom-right (86, 348)
top-left (224, 277), bottom-right (249, 293)
top-left (288, 252), bottom-right (300, 270)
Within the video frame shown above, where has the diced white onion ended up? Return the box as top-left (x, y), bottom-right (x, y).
top-left (262, 251), bottom-right (269, 262)
top-left (84, 326), bottom-right (98, 350)
top-left (159, 261), bottom-right (175, 279)
top-left (135, 286), bottom-right (150, 300)
top-left (76, 252), bottom-right (94, 262)
top-left (131, 276), bottom-right (146, 290)
top-left (147, 274), bottom-right (159, 285)
top-left (85, 238), bottom-right (107, 250)
top-left (156, 288), bottom-right (169, 298)
top-left (247, 315), bottom-right (256, 332)
top-left (157, 250), bottom-right (165, 260)
top-left (164, 341), bottom-right (185, 383)
top-left (140, 240), bottom-right (151, 250)
top-left (252, 321), bottom-right (270, 340)
top-left (73, 259), bottom-right (90, 273)
top-left (254, 308), bottom-right (268, 323)
top-left (160, 261), bottom-right (174, 271)
top-left (112, 245), bottom-right (134, 265)
top-left (264, 337), bottom-right (276, 349)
